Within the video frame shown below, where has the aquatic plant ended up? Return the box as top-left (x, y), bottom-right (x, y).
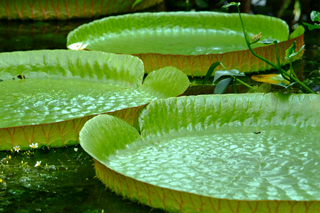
top-left (66, 11), bottom-right (305, 76)
top-left (303, 11), bottom-right (320, 30)
top-left (80, 93), bottom-right (320, 212)
top-left (204, 2), bottom-right (314, 94)
top-left (0, 50), bottom-right (189, 151)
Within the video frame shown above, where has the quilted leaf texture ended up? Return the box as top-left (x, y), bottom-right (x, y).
top-left (67, 12), bottom-right (304, 76)
top-left (0, 50), bottom-right (189, 150)
top-left (80, 94), bottom-right (320, 212)
top-left (0, 106), bottom-right (143, 151)
top-left (95, 160), bottom-right (320, 213)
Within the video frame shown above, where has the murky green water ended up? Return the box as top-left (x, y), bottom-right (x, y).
top-left (0, 147), bottom-right (164, 213)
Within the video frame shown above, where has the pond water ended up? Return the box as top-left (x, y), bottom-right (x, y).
top-left (1, 6), bottom-right (320, 213)
top-left (0, 146), bottom-right (164, 213)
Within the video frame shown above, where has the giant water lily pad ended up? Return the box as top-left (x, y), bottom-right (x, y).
top-left (0, 50), bottom-right (189, 151)
top-left (67, 12), bottom-right (305, 76)
top-left (0, 0), bottom-right (163, 20)
top-left (80, 93), bottom-right (320, 212)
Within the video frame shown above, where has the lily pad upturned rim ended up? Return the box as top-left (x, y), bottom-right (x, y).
top-left (0, 0), bottom-right (163, 20)
top-left (67, 12), bottom-right (304, 75)
top-left (67, 11), bottom-right (290, 55)
top-left (0, 50), bottom-right (144, 128)
top-left (0, 50), bottom-right (189, 151)
top-left (80, 93), bottom-right (320, 212)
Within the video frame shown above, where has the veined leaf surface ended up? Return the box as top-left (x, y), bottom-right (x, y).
top-left (0, 50), bottom-right (189, 150)
top-left (81, 93), bottom-right (320, 212)
top-left (67, 12), bottom-right (305, 76)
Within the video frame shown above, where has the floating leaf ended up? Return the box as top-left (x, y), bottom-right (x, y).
top-left (81, 94), bottom-right (320, 213)
top-left (67, 12), bottom-right (299, 75)
top-left (0, 50), bottom-right (189, 151)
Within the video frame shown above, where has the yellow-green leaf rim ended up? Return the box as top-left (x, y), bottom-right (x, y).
top-left (0, 50), bottom-right (189, 151)
top-left (0, 0), bottom-right (163, 20)
top-left (80, 93), bottom-right (320, 212)
top-left (67, 12), bottom-right (305, 76)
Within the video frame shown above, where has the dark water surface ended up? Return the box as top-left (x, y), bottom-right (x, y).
top-left (0, 146), bottom-right (164, 213)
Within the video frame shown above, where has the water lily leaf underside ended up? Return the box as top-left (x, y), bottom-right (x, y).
top-left (80, 93), bottom-right (320, 213)
top-left (67, 12), bottom-right (305, 76)
top-left (0, 0), bottom-right (163, 20)
top-left (0, 50), bottom-right (189, 151)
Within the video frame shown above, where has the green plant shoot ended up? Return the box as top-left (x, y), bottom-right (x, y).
top-left (222, 2), bottom-right (315, 93)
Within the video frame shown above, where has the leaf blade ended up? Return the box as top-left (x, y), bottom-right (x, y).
top-left (214, 77), bottom-right (232, 94)
top-left (202, 62), bottom-right (221, 85)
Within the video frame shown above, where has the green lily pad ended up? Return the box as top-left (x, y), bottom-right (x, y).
top-left (0, 0), bottom-right (163, 20)
top-left (80, 93), bottom-right (320, 212)
top-left (0, 50), bottom-right (189, 151)
top-left (67, 12), bottom-right (305, 76)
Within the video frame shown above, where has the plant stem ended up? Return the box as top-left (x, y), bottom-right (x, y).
top-left (233, 78), bottom-right (237, 93)
top-left (231, 75), bottom-right (253, 89)
top-left (236, 6), bottom-right (315, 94)
top-left (289, 60), bottom-right (297, 78)
top-left (275, 43), bottom-right (291, 82)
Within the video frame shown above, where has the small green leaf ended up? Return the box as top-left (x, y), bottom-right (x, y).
top-left (285, 41), bottom-right (297, 59)
top-left (311, 11), bottom-right (320, 22)
top-left (222, 2), bottom-right (240, 9)
top-left (214, 77), bottom-right (232, 94)
top-left (303, 22), bottom-right (320, 31)
top-left (285, 42), bottom-right (305, 60)
top-left (259, 39), bottom-right (279, 44)
top-left (289, 25), bottom-right (305, 39)
top-left (275, 82), bottom-right (296, 89)
top-left (202, 62), bottom-right (221, 85)
top-left (132, 0), bottom-right (143, 8)
top-left (213, 69), bottom-right (245, 84)
top-left (80, 114), bottom-right (143, 163)
top-left (140, 66), bottom-right (190, 98)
